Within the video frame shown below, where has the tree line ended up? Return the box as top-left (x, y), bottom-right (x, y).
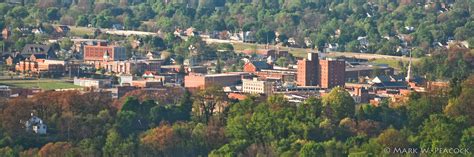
top-left (0, 75), bottom-right (473, 156)
top-left (0, 0), bottom-right (473, 56)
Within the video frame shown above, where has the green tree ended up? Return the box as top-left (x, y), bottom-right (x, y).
top-left (215, 59), bottom-right (222, 73)
top-left (460, 127), bottom-right (474, 156)
top-left (103, 129), bottom-right (136, 157)
top-left (419, 115), bottom-right (467, 150)
top-left (322, 87), bottom-right (356, 121)
top-left (123, 15), bottom-right (140, 29)
top-left (59, 38), bottom-right (73, 51)
top-left (300, 141), bottom-right (324, 157)
top-left (46, 7), bottom-right (60, 21)
top-left (444, 76), bottom-right (474, 125)
top-left (0, 147), bottom-right (15, 157)
top-left (275, 57), bottom-right (288, 67)
top-left (376, 128), bottom-right (409, 149)
top-left (8, 6), bottom-right (28, 19)
top-left (115, 111), bottom-right (140, 135)
top-left (193, 86), bottom-right (226, 123)
top-left (76, 15), bottom-right (89, 26)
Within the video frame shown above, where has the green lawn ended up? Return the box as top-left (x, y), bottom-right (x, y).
top-left (0, 80), bottom-right (81, 90)
top-left (232, 42), bottom-right (308, 57)
top-left (69, 26), bottom-right (94, 36)
top-left (369, 58), bottom-right (410, 70)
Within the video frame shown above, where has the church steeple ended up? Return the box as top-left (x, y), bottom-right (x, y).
top-left (406, 50), bottom-right (413, 82)
top-left (103, 50), bottom-right (110, 61)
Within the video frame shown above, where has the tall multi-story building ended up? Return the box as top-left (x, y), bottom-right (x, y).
top-left (242, 78), bottom-right (273, 95)
top-left (83, 42), bottom-right (127, 66)
top-left (297, 52), bottom-right (319, 86)
top-left (297, 52), bottom-right (345, 88)
top-left (319, 58), bottom-right (345, 89)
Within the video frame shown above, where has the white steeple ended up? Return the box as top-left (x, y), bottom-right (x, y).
top-left (406, 50), bottom-right (413, 82)
top-left (103, 50), bottom-right (110, 61)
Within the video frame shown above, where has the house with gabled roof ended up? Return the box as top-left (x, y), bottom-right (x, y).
top-left (21, 44), bottom-right (56, 59)
top-left (243, 61), bottom-right (273, 73)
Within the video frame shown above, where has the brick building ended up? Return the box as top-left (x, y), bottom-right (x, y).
top-left (297, 52), bottom-right (345, 88)
top-left (184, 72), bottom-right (249, 89)
top-left (254, 70), bottom-right (296, 83)
top-left (297, 52), bottom-right (319, 86)
top-left (243, 61), bottom-right (272, 72)
top-left (319, 59), bottom-right (345, 89)
top-left (102, 60), bottom-right (161, 75)
top-left (16, 59), bottom-right (65, 75)
top-left (84, 42), bottom-right (127, 66)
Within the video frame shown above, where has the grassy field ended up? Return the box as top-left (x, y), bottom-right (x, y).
top-left (231, 42), bottom-right (309, 57)
top-left (369, 58), bottom-right (409, 70)
top-left (69, 26), bottom-right (94, 36)
top-left (0, 79), bottom-right (80, 90)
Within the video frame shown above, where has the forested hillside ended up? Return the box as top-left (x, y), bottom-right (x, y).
top-left (0, 1), bottom-right (473, 156)
top-left (1, 0), bottom-right (473, 55)
top-left (0, 78), bottom-right (473, 156)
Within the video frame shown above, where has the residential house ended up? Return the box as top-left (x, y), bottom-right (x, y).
top-left (21, 44), bottom-right (56, 59)
top-left (241, 31), bottom-right (256, 43)
top-left (243, 61), bottom-right (273, 72)
top-left (357, 36), bottom-right (369, 52)
top-left (31, 28), bottom-right (45, 34)
top-left (16, 27), bottom-right (32, 36)
top-left (1, 28), bottom-right (11, 40)
top-left (288, 38), bottom-right (297, 46)
top-left (185, 27), bottom-right (199, 36)
top-left (325, 43), bottom-right (339, 52)
top-left (24, 114), bottom-right (47, 134)
top-left (112, 24), bottom-right (125, 30)
top-left (5, 56), bottom-right (14, 66)
top-left (55, 25), bottom-right (71, 34)
top-left (0, 86), bottom-right (12, 98)
top-left (29, 54), bottom-right (47, 61)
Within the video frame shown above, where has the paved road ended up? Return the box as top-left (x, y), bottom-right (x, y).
top-left (326, 52), bottom-right (418, 62)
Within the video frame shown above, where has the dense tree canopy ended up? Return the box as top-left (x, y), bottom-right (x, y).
top-left (1, 0), bottom-right (473, 55)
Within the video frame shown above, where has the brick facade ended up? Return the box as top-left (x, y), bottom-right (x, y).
top-left (297, 53), bottom-right (319, 86)
top-left (16, 59), bottom-right (65, 75)
top-left (184, 73), bottom-right (247, 89)
top-left (297, 52), bottom-right (345, 88)
top-left (319, 59), bottom-right (345, 88)
top-left (84, 42), bottom-right (127, 62)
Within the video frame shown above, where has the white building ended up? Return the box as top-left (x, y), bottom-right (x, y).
top-left (74, 77), bottom-right (112, 88)
top-left (119, 75), bottom-right (133, 86)
top-left (25, 113), bottom-right (47, 134)
top-left (242, 78), bottom-right (273, 95)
